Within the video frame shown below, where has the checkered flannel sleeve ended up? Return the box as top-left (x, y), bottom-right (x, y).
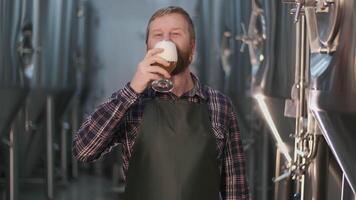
top-left (221, 100), bottom-right (250, 200)
top-left (72, 83), bottom-right (139, 162)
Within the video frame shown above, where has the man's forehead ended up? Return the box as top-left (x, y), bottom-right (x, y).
top-left (149, 13), bottom-right (188, 30)
top-left (151, 27), bottom-right (184, 32)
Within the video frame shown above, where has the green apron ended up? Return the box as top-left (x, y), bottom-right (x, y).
top-left (124, 99), bottom-right (221, 200)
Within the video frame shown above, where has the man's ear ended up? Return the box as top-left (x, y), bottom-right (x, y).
top-left (192, 41), bottom-right (196, 52)
top-left (190, 40), bottom-right (196, 60)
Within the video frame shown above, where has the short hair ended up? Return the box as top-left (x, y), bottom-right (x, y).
top-left (145, 6), bottom-right (195, 44)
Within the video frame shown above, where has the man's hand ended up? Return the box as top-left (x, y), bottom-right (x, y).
top-left (130, 48), bottom-right (171, 93)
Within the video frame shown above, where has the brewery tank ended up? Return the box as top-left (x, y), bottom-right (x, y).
top-left (309, 0), bottom-right (356, 193)
top-left (246, 1), bottom-right (298, 199)
top-left (0, 0), bottom-right (29, 141)
top-left (249, 0), bottom-right (297, 166)
top-left (20, 0), bottom-right (78, 177)
top-left (27, 0), bottom-right (77, 115)
top-left (195, 1), bottom-right (295, 198)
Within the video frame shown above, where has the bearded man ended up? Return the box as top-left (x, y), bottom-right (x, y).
top-left (73, 6), bottom-right (250, 200)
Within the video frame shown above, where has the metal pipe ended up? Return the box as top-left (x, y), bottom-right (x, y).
top-left (32, 0), bottom-right (41, 86)
top-left (60, 121), bottom-right (69, 183)
top-left (293, 13), bottom-right (309, 200)
top-left (304, 133), bottom-right (328, 200)
top-left (9, 124), bottom-right (18, 200)
top-left (274, 149), bottom-right (281, 200)
top-left (273, 148), bottom-right (292, 200)
top-left (261, 128), bottom-right (269, 200)
top-left (71, 101), bottom-right (79, 178)
top-left (293, 14), bottom-right (302, 198)
top-left (248, 140), bottom-right (255, 198)
top-left (46, 95), bottom-right (54, 199)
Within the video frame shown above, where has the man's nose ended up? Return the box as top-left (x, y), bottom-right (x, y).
top-left (163, 33), bottom-right (171, 41)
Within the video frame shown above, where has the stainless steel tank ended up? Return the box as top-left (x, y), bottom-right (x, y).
top-left (13, 1), bottom-right (80, 198)
top-left (277, 0), bottom-right (355, 198)
top-left (195, 0), bottom-right (225, 90)
top-left (226, 1), bottom-right (279, 199)
top-left (309, 0), bottom-right (356, 193)
top-left (66, 0), bottom-right (91, 180)
top-left (196, 0), bottom-right (356, 199)
top-left (246, 1), bottom-right (298, 199)
top-left (1, 0), bottom-right (32, 198)
top-left (23, 0), bottom-right (77, 118)
top-left (195, 1), bottom-right (293, 199)
top-left (74, 0), bottom-right (90, 101)
top-left (22, 0), bottom-right (78, 179)
top-left (0, 0), bottom-right (29, 139)
top-left (31, 0), bottom-right (76, 90)
top-left (250, 0), bottom-right (297, 164)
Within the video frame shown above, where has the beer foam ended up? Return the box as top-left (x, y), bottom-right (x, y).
top-left (154, 40), bottom-right (178, 62)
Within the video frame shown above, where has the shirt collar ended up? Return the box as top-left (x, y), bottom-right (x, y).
top-left (186, 72), bottom-right (208, 100)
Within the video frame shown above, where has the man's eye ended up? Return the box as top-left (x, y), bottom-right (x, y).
top-left (172, 32), bottom-right (180, 36)
top-left (154, 33), bottom-right (163, 37)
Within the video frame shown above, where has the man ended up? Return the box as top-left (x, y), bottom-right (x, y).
top-left (73, 6), bottom-right (249, 200)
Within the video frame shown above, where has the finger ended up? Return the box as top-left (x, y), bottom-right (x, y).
top-left (147, 73), bottom-right (163, 81)
top-left (147, 66), bottom-right (171, 78)
top-left (146, 65), bottom-right (171, 78)
top-left (146, 48), bottom-right (164, 58)
top-left (147, 56), bottom-right (170, 67)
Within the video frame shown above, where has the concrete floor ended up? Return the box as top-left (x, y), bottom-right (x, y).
top-left (17, 174), bottom-right (121, 200)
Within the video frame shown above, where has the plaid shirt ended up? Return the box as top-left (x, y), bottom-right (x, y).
top-left (73, 73), bottom-right (249, 200)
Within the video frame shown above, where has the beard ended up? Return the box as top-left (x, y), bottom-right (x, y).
top-left (171, 46), bottom-right (192, 76)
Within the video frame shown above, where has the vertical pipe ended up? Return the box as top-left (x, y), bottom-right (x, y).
top-left (274, 149), bottom-right (292, 200)
top-left (60, 121), bottom-right (68, 183)
top-left (9, 124), bottom-right (18, 200)
top-left (71, 101), bottom-right (78, 178)
top-left (32, 0), bottom-right (41, 87)
top-left (293, 14), bottom-right (302, 199)
top-left (51, 0), bottom-right (64, 87)
top-left (261, 128), bottom-right (269, 200)
top-left (304, 133), bottom-right (327, 200)
top-left (46, 95), bottom-right (54, 199)
top-left (248, 140), bottom-right (255, 198)
top-left (274, 149), bottom-right (281, 200)
top-left (299, 14), bottom-right (308, 200)
top-left (293, 13), bottom-right (309, 200)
